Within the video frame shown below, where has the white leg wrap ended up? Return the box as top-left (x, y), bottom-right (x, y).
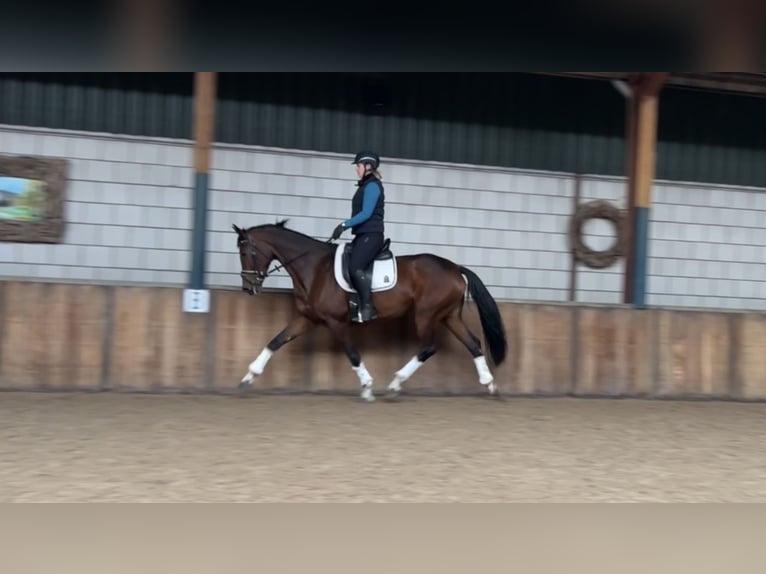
top-left (388, 356), bottom-right (424, 391)
top-left (249, 348), bottom-right (274, 375)
top-left (474, 355), bottom-right (494, 385)
top-left (242, 348), bottom-right (274, 384)
top-left (352, 362), bottom-right (373, 387)
top-left (353, 362), bottom-right (375, 402)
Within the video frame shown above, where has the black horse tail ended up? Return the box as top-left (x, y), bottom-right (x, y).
top-left (459, 265), bottom-right (508, 366)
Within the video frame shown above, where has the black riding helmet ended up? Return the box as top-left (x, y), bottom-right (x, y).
top-left (351, 150), bottom-right (380, 169)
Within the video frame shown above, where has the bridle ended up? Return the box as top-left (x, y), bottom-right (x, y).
top-left (238, 235), bottom-right (268, 291)
top-left (238, 233), bottom-right (334, 292)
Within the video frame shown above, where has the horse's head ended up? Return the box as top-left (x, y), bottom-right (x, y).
top-left (232, 223), bottom-right (275, 295)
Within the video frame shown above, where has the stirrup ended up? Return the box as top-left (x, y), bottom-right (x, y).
top-left (359, 305), bottom-right (377, 322)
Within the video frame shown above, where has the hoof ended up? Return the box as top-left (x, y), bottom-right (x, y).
top-left (488, 383), bottom-right (505, 401)
top-left (360, 387), bottom-right (376, 402)
top-left (239, 370), bottom-right (255, 386)
top-left (236, 382), bottom-right (256, 398)
top-left (241, 366), bottom-right (263, 386)
top-left (237, 380), bottom-right (256, 394)
top-left (384, 388), bottom-right (401, 402)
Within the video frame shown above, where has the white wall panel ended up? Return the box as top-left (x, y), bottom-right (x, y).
top-left (0, 124), bottom-right (763, 311)
top-left (0, 124), bottom-right (193, 287)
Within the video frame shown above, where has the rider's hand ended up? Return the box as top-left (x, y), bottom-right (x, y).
top-left (331, 223), bottom-right (345, 241)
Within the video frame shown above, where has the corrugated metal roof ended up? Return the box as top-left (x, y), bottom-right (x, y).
top-left (0, 72), bottom-right (193, 139)
top-left (214, 72), bottom-right (628, 175)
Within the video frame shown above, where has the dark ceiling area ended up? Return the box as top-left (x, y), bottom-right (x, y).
top-left (542, 73), bottom-right (766, 97)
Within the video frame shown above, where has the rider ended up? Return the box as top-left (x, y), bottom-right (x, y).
top-left (331, 150), bottom-right (386, 323)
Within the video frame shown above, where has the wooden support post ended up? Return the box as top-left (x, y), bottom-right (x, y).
top-left (625, 72), bottom-right (667, 310)
top-left (185, 72), bottom-right (217, 313)
top-left (622, 91), bottom-right (639, 304)
top-left (568, 173), bottom-right (582, 302)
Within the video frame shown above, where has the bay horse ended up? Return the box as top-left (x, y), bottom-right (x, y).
top-left (232, 220), bottom-right (507, 402)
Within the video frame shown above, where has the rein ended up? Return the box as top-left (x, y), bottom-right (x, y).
top-left (266, 236), bottom-right (335, 276)
top-left (240, 235), bottom-right (335, 283)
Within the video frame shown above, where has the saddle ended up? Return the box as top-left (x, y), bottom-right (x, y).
top-left (333, 237), bottom-right (398, 294)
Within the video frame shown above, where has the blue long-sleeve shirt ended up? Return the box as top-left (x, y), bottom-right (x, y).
top-left (343, 181), bottom-right (382, 228)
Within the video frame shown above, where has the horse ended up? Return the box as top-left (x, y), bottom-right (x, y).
top-left (232, 219), bottom-right (507, 402)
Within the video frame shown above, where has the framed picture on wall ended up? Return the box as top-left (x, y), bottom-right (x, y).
top-left (0, 155), bottom-right (68, 243)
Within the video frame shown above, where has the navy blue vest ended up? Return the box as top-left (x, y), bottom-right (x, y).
top-left (350, 174), bottom-right (385, 235)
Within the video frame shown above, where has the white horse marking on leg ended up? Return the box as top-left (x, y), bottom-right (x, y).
top-left (473, 355), bottom-right (494, 385)
top-left (353, 362), bottom-right (375, 402)
top-left (387, 355), bottom-right (424, 393)
top-left (241, 347), bottom-right (274, 384)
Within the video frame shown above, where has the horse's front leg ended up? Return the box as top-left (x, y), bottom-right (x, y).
top-left (240, 315), bottom-right (312, 387)
top-left (325, 319), bottom-right (375, 402)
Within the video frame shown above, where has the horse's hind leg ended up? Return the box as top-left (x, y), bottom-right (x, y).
top-left (240, 315), bottom-right (311, 388)
top-left (443, 314), bottom-right (497, 396)
top-left (385, 311), bottom-right (438, 399)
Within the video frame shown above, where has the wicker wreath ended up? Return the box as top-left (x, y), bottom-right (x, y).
top-left (569, 199), bottom-right (627, 269)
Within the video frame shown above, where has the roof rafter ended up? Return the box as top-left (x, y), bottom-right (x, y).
top-left (539, 72), bottom-right (766, 97)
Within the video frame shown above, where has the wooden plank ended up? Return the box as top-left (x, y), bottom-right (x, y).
top-left (575, 306), bottom-right (654, 397)
top-left (736, 313), bottom-right (766, 400)
top-left (655, 310), bottom-right (732, 398)
top-left (0, 282), bottom-right (47, 388)
top-left (153, 287), bottom-right (208, 390)
top-left (108, 286), bottom-right (208, 391)
top-left (45, 284), bottom-right (107, 390)
top-left (0, 282), bottom-right (106, 389)
top-left (44, 283), bottom-right (74, 388)
top-left (505, 304), bottom-right (573, 395)
top-left (108, 286), bottom-right (153, 390)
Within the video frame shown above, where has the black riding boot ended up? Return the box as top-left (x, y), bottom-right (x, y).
top-left (352, 268), bottom-right (377, 322)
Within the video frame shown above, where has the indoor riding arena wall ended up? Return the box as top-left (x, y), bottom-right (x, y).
top-left (1, 280), bottom-right (764, 400)
top-left (0, 125), bottom-right (764, 399)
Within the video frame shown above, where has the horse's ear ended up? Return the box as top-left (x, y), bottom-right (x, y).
top-left (232, 223), bottom-right (243, 235)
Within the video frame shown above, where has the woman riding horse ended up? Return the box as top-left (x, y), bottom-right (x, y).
top-left (234, 150), bottom-right (507, 402)
top-left (330, 150), bottom-right (385, 323)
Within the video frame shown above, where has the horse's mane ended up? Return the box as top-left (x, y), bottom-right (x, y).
top-left (246, 218), bottom-right (290, 232)
top-left (246, 218), bottom-right (331, 248)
